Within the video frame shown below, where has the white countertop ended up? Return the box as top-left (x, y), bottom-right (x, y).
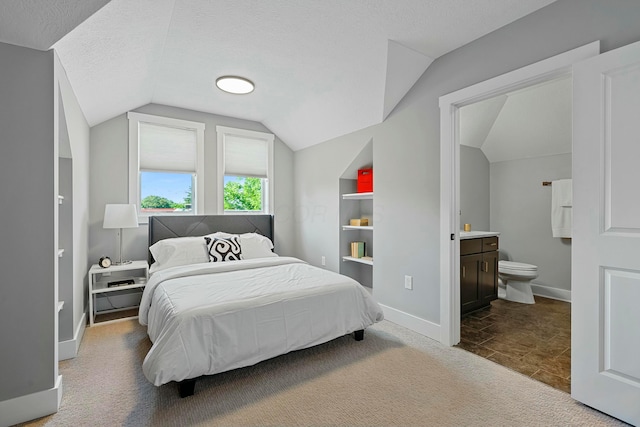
top-left (460, 231), bottom-right (500, 240)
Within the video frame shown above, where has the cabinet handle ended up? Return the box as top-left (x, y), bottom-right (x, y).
top-left (484, 261), bottom-right (489, 272)
top-left (462, 266), bottom-right (466, 278)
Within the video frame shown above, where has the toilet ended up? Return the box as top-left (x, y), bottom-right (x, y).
top-left (498, 260), bottom-right (538, 304)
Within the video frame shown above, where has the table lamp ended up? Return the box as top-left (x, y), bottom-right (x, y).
top-left (103, 204), bottom-right (138, 265)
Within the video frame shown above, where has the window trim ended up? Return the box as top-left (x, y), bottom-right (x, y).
top-left (128, 112), bottom-right (205, 222)
top-left (216, 126), bottom-right (274, 214)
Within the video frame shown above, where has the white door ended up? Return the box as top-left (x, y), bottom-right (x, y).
top-left (572, 39), bottom-right (640, 426)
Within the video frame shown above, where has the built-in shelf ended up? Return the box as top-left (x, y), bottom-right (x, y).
top-left (58, 301), bottom-right (64, 312)
top-left (340, 175), bottom-right (373, 289)
top-left (91, 278), bottom-right (147, 294)
top-left (342, 225), bottom-right (373, 231)
top-left (58, 249), bottom-right (65, 258)
top-left (342, 192), bottom-right (373, 200)
top-left (342, 256), bottom-right (373, 266)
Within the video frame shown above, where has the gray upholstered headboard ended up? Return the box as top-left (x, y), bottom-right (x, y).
top-left (148, 215), bottom-right (274, 264)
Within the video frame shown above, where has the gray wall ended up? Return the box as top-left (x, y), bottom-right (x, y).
top-left (56, 53), bottom-right (91, 347)
top-left (294, 126), bottom-right (376, 272)
top-left (58, 157), bottom-right (74, 341)
top-left (293, 0), bottom-right (640, 325)
top-left (89, 103), bottom-right (294, 265)
top-left (491, 154), bottom-right (572, 292)
top-left (0, 43), bottom-right (56, 400)
top-left (294, 107), bottom-right (439, 318)
top-left (460, 145), bottom-right (490, 231)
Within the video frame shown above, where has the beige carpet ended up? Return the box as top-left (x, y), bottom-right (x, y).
top-left (20, 319), bottom-right (625, 427)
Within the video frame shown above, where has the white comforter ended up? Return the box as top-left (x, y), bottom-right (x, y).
top-left (139, 257), bottom-right (384, 386)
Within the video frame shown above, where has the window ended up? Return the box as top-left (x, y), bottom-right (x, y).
top-left (216, 126), bottom-right (274, 214)
top-left (128, 112), bottom-right (205, 221)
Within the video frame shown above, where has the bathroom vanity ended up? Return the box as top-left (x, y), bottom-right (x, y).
top-left (460, 232), bottom-right (499, 316)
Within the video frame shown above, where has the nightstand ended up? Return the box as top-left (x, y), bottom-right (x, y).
top-left (88, 260), bottom-right (149, 326)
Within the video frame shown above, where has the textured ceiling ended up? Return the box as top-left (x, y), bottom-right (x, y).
top-left (0, 0), bottom-right (110, 50)
top-left (0, 0), bottom-right (557, 151)
top-left (460, 76), bottom-right (572, 163)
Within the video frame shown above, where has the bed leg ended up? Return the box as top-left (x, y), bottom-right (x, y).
top-left (354, 329), bottom-right (364, 341)
top-left (178, 378), bottom-right (196, 398)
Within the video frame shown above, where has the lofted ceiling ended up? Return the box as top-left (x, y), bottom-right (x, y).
top-left (460, 76), bottom-right (572, 163)
top-left (0, 0), bottom-right (557, 151)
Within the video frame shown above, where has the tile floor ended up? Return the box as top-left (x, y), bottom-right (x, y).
top-left (457, 296), bottom-right (571, 393)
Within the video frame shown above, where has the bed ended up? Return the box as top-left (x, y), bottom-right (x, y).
top-left (139, 215), bottom-right (384, 397)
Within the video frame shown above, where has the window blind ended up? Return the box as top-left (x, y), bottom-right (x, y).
top-left (224, 134), bottom-right (268, 178)
top-left (139, 122), bottom-right (196, 172)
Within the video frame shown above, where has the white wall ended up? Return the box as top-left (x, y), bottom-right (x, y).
top-left (491, 154), bottom-right (572, 293)
top-left (479, 77), bottom-right (572, 163)
top-left (293, 0), bottom-right (640, 334)
top-left (89, 103), bottom-right (294, 265)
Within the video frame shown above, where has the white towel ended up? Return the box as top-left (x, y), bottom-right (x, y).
top-left (552, 179), bottom-right (572, 238)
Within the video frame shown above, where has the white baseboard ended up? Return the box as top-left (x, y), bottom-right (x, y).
top-left (378, 303), bottom-right (441, 342)
top-left (58, 311), bottom-right (87, 361)
top-left (58, 339), bottom-right (76, 361)
top-left (531, 283), bottom-right (572, 302)
top-left (0, 375), bottom-right (62, 427)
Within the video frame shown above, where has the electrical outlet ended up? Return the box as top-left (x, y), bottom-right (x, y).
top-left (404, 275), bottom-right (413, 290)
top-left (321, 256), bottom-right (326, 266)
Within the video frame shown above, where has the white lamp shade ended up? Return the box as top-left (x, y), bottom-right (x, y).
top-left (103, 204), bottom-right (138, 229)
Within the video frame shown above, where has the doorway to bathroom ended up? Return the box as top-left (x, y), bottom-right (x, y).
top-left (456, 75), bottom-right (572, 392)
top-left (438, 42), bottom-right (601, 392)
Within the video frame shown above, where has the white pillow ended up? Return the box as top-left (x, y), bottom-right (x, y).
top-left (149, 236), bottom-right (209, 274)
top-left (207, 231), bottom-right (236, 240)
top-left (238, 232), bottom-right (277, 259)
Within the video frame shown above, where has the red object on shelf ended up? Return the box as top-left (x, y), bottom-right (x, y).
top-left (357, 168), bottom-right (373, 193)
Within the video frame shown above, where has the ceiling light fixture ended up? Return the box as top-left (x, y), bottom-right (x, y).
top-left (215, 76), bottom-right (255, 94)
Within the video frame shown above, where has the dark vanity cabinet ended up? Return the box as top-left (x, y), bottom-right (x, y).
top-left (460, 236), bottom-right (498, 316)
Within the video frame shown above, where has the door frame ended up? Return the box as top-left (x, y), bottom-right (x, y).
top-left (438, 41), bottom-right (600, 346)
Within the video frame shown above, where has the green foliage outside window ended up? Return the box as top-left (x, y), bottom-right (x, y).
top-left (141, 184), bottom-right (191, 210)
top-left (141, 195), bottom-right (178, 209)
top-left (224, 177), bottom-right (262, 211)
top-left (142, 179), bottom-right (261, 212)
